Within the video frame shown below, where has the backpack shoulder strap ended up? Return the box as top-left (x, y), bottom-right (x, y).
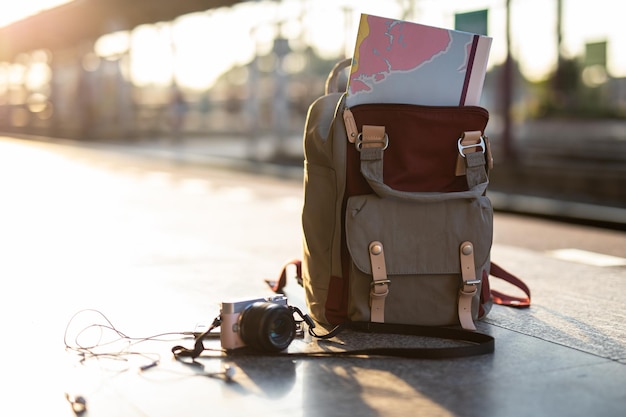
top-left (489, 262), bottom-right (531, 307)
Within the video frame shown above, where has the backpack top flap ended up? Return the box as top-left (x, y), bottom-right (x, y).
top-left (345, 193), bottom-right (493, 275)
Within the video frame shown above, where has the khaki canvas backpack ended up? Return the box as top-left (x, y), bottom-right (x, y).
top-left (296, 59), bottom-right (530, 331)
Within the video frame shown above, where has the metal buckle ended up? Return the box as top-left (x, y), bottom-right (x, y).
top-left (457, 136), bottom-right (486, 157)
top-left (460, 279), bottom-right (481, 296)
top-left (370, 280), bottom-right (390, 298)
top-left (356, 133), bottom-right (389, 151)
top-left (460, 287), bottom-right (478, 297)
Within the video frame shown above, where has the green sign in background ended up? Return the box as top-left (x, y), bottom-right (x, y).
top-left (455, 10), bottom-right (489, 36)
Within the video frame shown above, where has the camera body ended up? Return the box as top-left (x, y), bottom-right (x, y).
top-left (221, 294), bottom-right (293, 351)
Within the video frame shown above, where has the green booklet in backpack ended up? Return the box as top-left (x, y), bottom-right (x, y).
top-left (346, 14), bottom-right (492, 107)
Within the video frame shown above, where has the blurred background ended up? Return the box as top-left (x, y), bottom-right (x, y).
top-left (0, 0), bottom-right (624, 217)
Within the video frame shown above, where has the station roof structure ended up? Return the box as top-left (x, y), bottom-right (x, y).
top-left (0, 0), bottom-right (245, 61)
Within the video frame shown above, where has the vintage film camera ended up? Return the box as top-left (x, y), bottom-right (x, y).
top-left (220, 295), bottom-right (300, 352)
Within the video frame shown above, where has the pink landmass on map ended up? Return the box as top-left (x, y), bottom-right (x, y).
top-left (350, 16), bottom-right (452, 94)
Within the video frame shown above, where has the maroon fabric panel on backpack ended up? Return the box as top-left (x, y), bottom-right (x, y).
top-left (345, 104), bottom-right (489, 198)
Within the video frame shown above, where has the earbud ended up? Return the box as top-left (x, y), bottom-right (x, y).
top-left (139, 361), bottom-right (159, 372)
top-left (65, 393), bottom-right (87, 415)
top-left (223, 365), bottom-right (236, 381)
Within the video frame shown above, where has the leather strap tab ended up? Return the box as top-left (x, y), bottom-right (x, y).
top-left (357, 125), bottom-right (387, 151)
top-left (343, 108), bottom-right (359, 143)
top-left (368, 241), bottom-right (389, 323)
top-left (459, 241), bottom-right (479, 330)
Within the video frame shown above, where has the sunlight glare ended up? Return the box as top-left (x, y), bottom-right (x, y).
top-left (129, 24), bottom-right (175, 87)
top-left (171, 10), bottom-right (255, 90)
top-left (95, 31), bottom-right (131, 59)
top-left (0, 0), bottom-right (73, 27)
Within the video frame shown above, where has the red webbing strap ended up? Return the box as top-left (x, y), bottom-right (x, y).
top-left (265, 259), bottom-right (302, 293)
top-left (489, 262), bottom-right (531, 307)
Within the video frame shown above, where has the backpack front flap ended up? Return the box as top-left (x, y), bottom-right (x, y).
top-left (345, 193), bottom-right (493, 327)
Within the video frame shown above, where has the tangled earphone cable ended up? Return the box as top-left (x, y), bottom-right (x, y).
top-left (64, 309), bottom-right (196, 372)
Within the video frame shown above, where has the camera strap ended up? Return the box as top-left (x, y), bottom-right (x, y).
top-left (298, 307), bottom-right (494, 359)
top-left (171, 317), bottom-right (222, 359)
top-left (305, 321), bottom-right (494, 359)
top-left (172, 311), bottom-right (494, 360)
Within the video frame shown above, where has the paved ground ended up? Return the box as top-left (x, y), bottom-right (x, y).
top-left (0, 135), bottom-right (625, 417)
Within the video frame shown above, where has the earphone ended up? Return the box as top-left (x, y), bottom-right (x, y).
top-left (65, 393), bottom-right (87, 415)
top-left (65, 309), bottom-right (237, 382)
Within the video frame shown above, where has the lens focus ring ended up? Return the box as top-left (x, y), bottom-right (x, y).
top-left (238, 302), bottom-right (296, 352)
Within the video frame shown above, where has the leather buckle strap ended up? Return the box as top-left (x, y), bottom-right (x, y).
top-left (368, 241), bottom-right (389, 323)
top-left (371, 280), bottom-right (391, 295)
top-left (458, 241), bottom-right (479, 330)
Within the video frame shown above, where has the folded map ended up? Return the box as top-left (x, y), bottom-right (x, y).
top-left (346, 14), bottom-right (492, 107)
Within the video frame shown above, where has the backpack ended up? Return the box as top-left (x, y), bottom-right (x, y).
top-left (269, 59), bottom-right (530, 338)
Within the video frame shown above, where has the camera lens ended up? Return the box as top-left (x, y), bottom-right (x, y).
top-left (238, 302), bottom-right (296, 352)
